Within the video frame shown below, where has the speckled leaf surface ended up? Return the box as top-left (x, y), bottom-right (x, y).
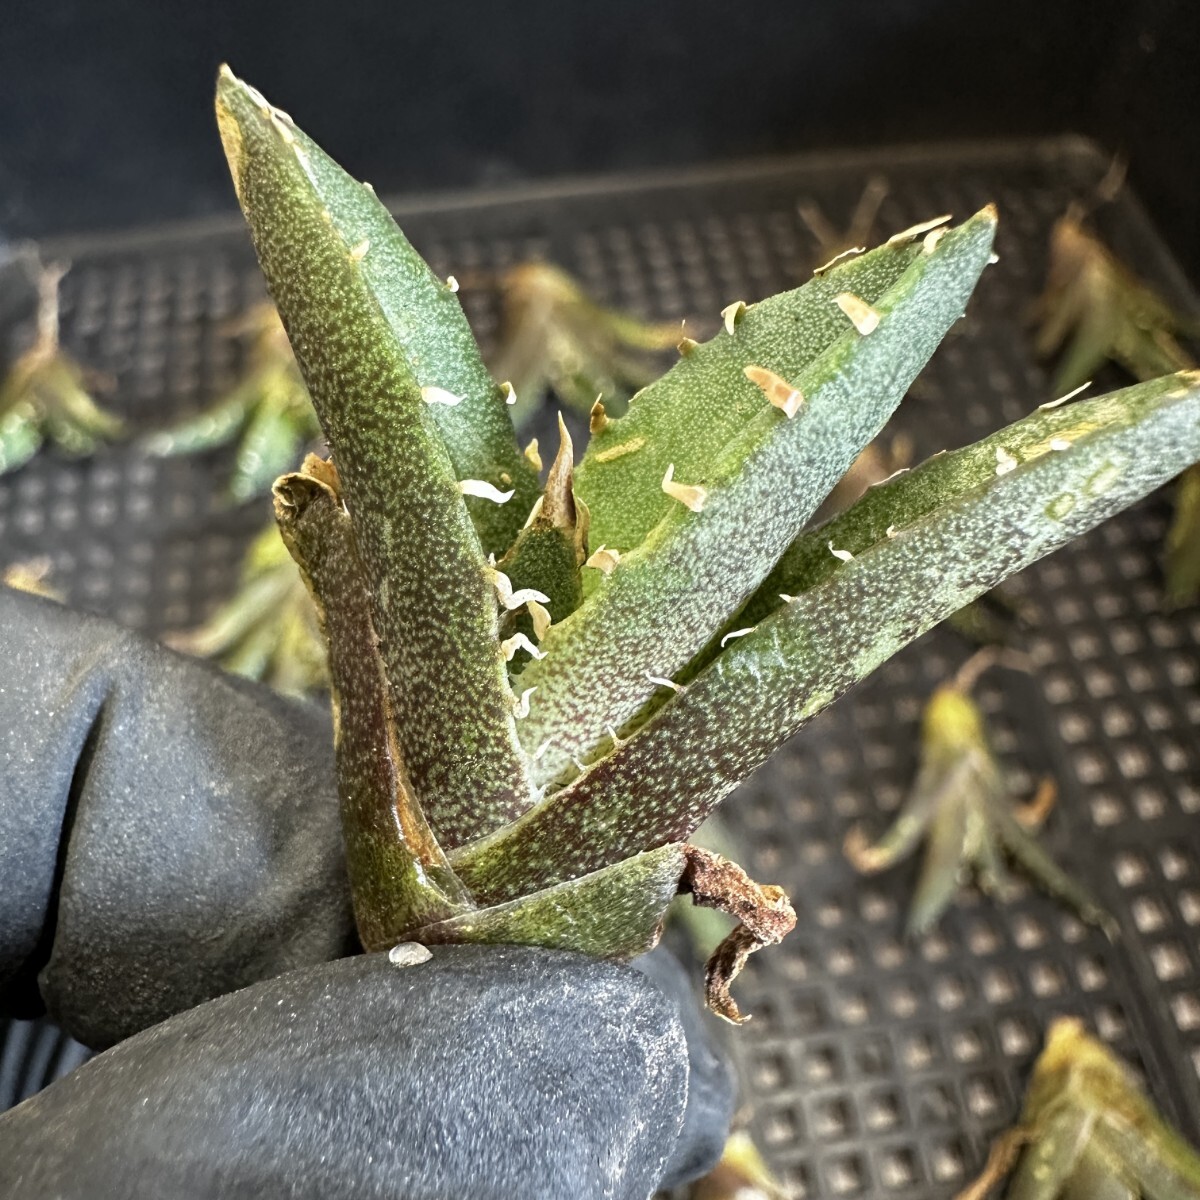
top-left (451, 371), bottom-right (1200, 903)
top-left (517, 211), bottom-right (997, 785)
top-left (414, 844), bottom-right (686, 961)
top-left (218, 71), bottom-right (535, 847)
top-left (214, 70), bottom-right (536, 557)
top-left (274, 462), bottom-right (473, 947)
top-left (574, 238), bottom-right (926, 554)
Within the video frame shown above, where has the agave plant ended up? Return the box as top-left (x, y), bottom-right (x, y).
top-left (216, 67), bottom-right (1200, 1020)
top-left (958, 1018), bottom-right (1200, 1200)
top-left (844, 652), bottom-right (1114, 937)
top-left (1, 262), bottom-right (124, 475)
top-left (487, 259), bottom-right (681, 430)
top-left (142, 301), bottom-right (320, 503)
top-left (166, 523), bottom-right (327, 695)
top-left (1034, 208), bottom-right (1200, 607)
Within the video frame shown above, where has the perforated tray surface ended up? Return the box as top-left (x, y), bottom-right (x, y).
top-left (3, 138), bottom-right (1200, 1196)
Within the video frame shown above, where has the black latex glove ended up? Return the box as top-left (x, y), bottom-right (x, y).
top-left (0, 588), bottom-right (734, 1197)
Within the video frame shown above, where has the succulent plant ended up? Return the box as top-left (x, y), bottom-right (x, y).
top-left (486, 260), bottom-right (681, 430)
top-left (216, 67), bottom-right (1200, 1020)
top-left (166, 523), bottom-right (327, 695)
top-left (142, 301), bottom-right (321, 503)
top-left (958, 1017), bottom-right (1200, 1200)
top-left (1, 262), bottom-right (125, 475)
top-left (844, 652), bottom-right (1114, 937)
top-left (1033, 209), bottom-right (1200, 607)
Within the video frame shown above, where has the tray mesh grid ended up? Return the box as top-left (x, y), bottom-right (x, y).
top-left (2, 139), bottom-right (1199, 1198)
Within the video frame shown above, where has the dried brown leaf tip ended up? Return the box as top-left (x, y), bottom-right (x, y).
top-left (682, 846), bottom-right (797, 1024)
top-left (955, 1017), bottom-right (1200, 1200)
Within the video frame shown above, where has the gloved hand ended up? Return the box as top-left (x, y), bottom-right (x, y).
top-left (0, 587), bottom-right (734, 1198)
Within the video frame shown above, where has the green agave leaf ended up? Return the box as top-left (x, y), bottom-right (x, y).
top-left (218, 69), bottom-right (536, 847)
top-left (1165, 463), bottom-right (1200, 609)
top-left (0, 405), bottom-right (43, 475)
top-left (451, 370), bottom-right (1200, 903)
top-left (517, 210), bottom-right (997, 785)
top-left (274, 464), bottom-right (472, 947)
top-left (415, 843), bottom-right (686, 961)
top-left (216, 68), bottom-right (537, 557)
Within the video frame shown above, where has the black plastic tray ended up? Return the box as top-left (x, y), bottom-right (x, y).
top-left (3, 138), bottom-right (1199, 1198)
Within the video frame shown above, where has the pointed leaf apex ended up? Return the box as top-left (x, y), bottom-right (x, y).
top-left (543, 415), bottom-right (578, 531)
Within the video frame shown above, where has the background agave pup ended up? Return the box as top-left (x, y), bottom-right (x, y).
top-left (216, 68), bottom-right (1200, 1022)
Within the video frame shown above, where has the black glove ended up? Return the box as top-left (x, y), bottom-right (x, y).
top-left (0, 588), bottom-right (734, 1197)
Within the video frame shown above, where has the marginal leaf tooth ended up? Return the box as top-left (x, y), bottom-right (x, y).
top-left (835, 292), bottom-right (881, 335)
top-left (988, 252), bottom-right (1000, 264)
top-left (501, 632), bottom-right (546, 661)
top-left (422, 386), bottom-right (464, 407)
top-left (490, 568), bottom-right (551, 611)
top-left (646, 672), bottom-right (684, 693)
top-left (512, 686), bottom-right (537, 719)
top-left (813, 246), bottom-right (865, 276)
top-left (922, 227), bottom-right (949, 253)
top-left (721, 300), bottom-right (748, 335)
top-left (585, 545), bottom-right (621, 573)
top-left (868, 465), bottom-right (911, 489)
top-left (459, 479), bottom-right (515, 504)
top-left (886, 524), bottom-right (899, 539)
top-left (678, 336), bottom-right (700, 357)
top-left (778, 593), bottom-right (797, 604)
top-left (349, 239), bottom-right (370, 262)
top-left (887, 213), bottom-right (952, 244)
top-left (589, 397), bottom-right (609, 434)
top-left (500, 380), bottom-right (518, 406)
top-left (499, 472), bottom-right (511, 485)
top-left (528, 599), bottom-right (552, 640)
top-left (269, 112), bottom-right (296, 145)
top-left (743, 365), bottom-right (804, 419)
top-left (605, 723), bottom-right (626, 748)
top-left (829, 541), bottom-right (855, 563)
top-left (594, 436), bottom-right (646, 463)
top-left (720, 627), bottom-right (754, 648)
top-left (661, 463), bottom-right (707, 512)
top-left (1049, 437), bottom-right (1072, 452)
top-left (524, 438), bottom-right (542, 471)
top-left (362, 180), bottom-right (377, 196)
top-left (445, 274), bottom-right (460, 292)
top-left (1040, 381), bottom-right (1091, 410)
top-left (533, 739), bottom-right (555, 762)
top-left (994, 447), bottom-right (1019, 477)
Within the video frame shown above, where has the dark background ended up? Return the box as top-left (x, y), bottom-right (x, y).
top-left (1, 0), bottom-right (1198, 275)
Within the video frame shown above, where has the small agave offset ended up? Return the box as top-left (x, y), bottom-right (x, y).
top-left (216, 68), bottom-right (1200, 1020)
